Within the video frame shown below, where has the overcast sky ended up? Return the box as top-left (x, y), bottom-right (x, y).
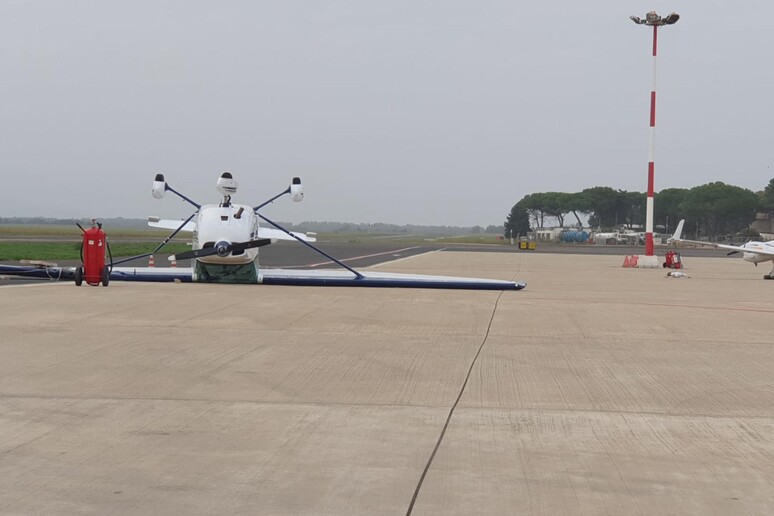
top-left (2, 1), bottom-right (773, 226)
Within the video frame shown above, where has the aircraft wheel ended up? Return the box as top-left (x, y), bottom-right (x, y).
top-left (74, 266), bottom-right (83, 286)
top-left (101, 267), bottom-right (110, 287)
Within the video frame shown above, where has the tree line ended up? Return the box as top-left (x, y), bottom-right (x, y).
top-left (504, 179), bottom-right (774, 239)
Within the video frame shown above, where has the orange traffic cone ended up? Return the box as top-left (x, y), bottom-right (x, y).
top-left (148, 255), bottom-right (155, 267)
top-left (622, 255), bottom-right (631, 268)
top-left (630, 255), bottom-right (639, 267)
top-left (170, 257), bottom-right (177, 268)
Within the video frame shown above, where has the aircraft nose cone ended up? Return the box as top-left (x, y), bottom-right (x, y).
top-left (215, 241), bottom-right (231, 257)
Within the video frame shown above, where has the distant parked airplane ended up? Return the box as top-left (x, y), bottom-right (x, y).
top-left (668, 219), bottom-right (774, 279)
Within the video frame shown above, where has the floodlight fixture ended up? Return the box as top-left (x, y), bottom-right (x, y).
top-left (630, 11), bottom-right (680, 26)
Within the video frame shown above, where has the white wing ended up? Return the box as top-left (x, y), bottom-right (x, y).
top-left (259, 268), bottom-right (524, 290)
top-left (148, 217), bottom-right (196, 232)
top-left (147, 217), bottom-right (313, 241)
top-left (257, 227), bottom-right (316, 242)
top-left (669, 219), bottom-right (774, 257)
top-left (0, 265), bottom-right (523, 289)
top-left (676, 239), bottom-right (774, 257)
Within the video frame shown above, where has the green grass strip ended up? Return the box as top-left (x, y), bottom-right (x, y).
top-left (0, 242), bottom-right (191, 261)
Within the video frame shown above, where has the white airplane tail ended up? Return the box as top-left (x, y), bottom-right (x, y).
top-left (669, 219), bottom-right (685, 243)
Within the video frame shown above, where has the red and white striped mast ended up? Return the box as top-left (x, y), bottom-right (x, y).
top-left (630, 11), bottom-right (679, 257)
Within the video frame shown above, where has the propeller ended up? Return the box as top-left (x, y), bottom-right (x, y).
top-left (171, 238), bottom-right (271, 261)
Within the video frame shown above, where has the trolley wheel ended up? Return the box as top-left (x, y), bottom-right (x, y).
top-left (74, 266), bottom-right (83, 286)
top-left (101, 266), bottom-right (110, 287)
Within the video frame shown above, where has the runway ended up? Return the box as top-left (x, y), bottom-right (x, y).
top-left (1, 250), bottom-right (773, 513)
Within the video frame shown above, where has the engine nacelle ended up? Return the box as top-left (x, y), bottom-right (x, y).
top-left (290, 177), bottom-right (304, 202)
top-left (743, 250), bottom-right (768, 264)
top-left (217, 172), bottom-right (239, 197)
top-left (152, 174), bottom-right (166, 199)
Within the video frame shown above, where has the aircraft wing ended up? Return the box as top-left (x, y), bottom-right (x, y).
top-left (148, 217), bottom-right (196, 232)
top-left (668, 219), bottom-right (774, 257)
top-left (671, 238), bottom-right (774, 257)
top-left (0, 264), bottom-right (77, 281)
top-left (146, 219), bottom-right (314, 242)
top-left (1, 264), bottom-right (523, 289)
top-left (0, 264), bottom-right (193, 283)
top-left (108, 267), bottom-right (194, 282)
top-left (257, 227), bottom-right (316, 242)
top-left (258, 268), bottom-right (525, 290)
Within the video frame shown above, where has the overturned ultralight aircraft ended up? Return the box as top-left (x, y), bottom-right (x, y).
top-left (0, 173), bottom-right (525, 290)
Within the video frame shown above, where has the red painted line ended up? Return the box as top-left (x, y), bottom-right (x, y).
top-left (650, 91), bottom-right (656, 126)
top-left (652, 25), bottom-right (658, 56)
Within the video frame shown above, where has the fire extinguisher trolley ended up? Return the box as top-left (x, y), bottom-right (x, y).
top-left (74, 220), bottom-right (112, 286)
top-left (663, 250), bottom-right (683, 269)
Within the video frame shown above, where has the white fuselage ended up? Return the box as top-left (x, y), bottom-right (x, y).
top-left (193, 203), bottom-right (260, 265)
top-left (741, 241), bottom-right (774, 264)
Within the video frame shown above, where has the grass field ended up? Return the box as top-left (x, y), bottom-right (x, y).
top-left (0, 224), bottom-right (510, 261)
top-left (0, 224), bottom-right (169, 239)
top-left (0, 242), bottom-right (191, 261)
top-left (0, 225), bottom-right (191, 261)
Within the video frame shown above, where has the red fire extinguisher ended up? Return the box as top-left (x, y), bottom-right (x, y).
top-left (663, 250), bottom-right (683, 270)
top-left (75, 220), bottom-right (112, 286)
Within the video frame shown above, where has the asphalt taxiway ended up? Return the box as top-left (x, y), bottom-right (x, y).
top-left (1, 249), bottom-right (773, 514)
